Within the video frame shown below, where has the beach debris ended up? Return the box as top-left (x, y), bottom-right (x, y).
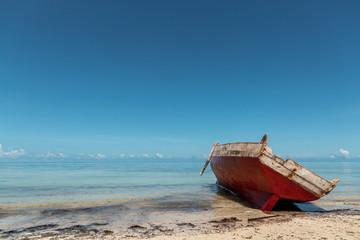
top-left (0, 224), bottom-right (59, 238)
top-left (209, 217), bottom-right (239, 223)
top-left (129, 224), bottom-right (147, 229)
top-left (103, 230), bottom-right (114, 235)
top-left (177, 222), bottom-right (196, 227)
top-left (150, 224), bottom-right (173, 233)
top-left (248, 215), bottom-right (281, 222)
top-left (55, 224), bottom-right (88, 234)
top-left (92, 222), bottom-right (108, 226)
top-left (208, 217), bottom-right (242, 232)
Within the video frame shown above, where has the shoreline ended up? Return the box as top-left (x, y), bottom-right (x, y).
top-left (1, 194), bottom-right (359, 239)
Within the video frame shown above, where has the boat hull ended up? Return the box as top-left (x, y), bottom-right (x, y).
top-left (211, 156), bottom-right (318, 211)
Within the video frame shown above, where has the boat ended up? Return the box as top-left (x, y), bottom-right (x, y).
top-left (200, 134), bottom-right (339, 212)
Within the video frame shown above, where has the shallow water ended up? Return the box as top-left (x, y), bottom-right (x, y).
top-left (0, 158), bottom-right (216, 206)
top-left (0, 157), bottom-right (359, 235)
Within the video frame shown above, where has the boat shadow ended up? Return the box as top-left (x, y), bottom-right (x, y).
top-left (214, 186), bottom-right (253, 208)
top-left (214, 185), bottom-right (325, 212)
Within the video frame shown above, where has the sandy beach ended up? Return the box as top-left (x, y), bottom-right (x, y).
top-left (2, 210), bottom-right (359, 240)
top-left (151, 212), bottom-right (360, 240)
top-left (2, 193), bottom-right (359, 240)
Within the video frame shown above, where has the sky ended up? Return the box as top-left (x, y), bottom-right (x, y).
top-left (0, 0), bottom-right (359, 159)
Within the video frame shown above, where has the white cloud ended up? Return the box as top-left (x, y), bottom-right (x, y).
top-left (128, 154), bottom-right (151, 158)
top-left (118, 153), bottom-right (125, 158)
top-left (331, 148), bottom-right (350, 158)
top-left (156, 153), bottom-right (164, 159)
top-left (96, 153), bottom-right (106, 159)
top-left (190, 154), bottom-right (209, 159)
top-left (0, 144), bottom-right (26, 158)
top-left (339, 149), bottom-right (349, 157)
top-left (36, 151), bottom-right (69, 158)
top-left (58, 153), bottom-right (68, 158)
top-left (46, 151), bottom-right (56, 158)
top-left (88, 153), bottom-right (106, 159)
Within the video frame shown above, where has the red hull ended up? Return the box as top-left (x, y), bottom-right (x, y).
top-left (210, 156), bottom-right (319, 212)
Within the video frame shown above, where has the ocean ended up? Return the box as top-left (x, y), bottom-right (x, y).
top-left (0, 157), bottom-right (359, 237)
top-left (0, 158), bottom-right (215, 206)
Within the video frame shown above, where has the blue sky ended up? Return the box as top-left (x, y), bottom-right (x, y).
top-left (1, 0), bottom-right (359, 159)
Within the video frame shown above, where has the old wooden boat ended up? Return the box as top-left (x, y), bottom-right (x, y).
top-left (200, 135), bottom-right (339, 212)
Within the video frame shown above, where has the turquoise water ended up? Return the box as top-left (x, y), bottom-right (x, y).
top-left (0, 158), bottom-right (216, 206)
top-left (0, 157), bottom-right (359, 234)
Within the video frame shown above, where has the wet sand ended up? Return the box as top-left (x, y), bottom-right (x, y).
top-left (1, 192), bottom-right (359, 240)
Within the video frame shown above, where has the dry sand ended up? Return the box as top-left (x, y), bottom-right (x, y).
top-left (151, 213), bottom-right (360, 240)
